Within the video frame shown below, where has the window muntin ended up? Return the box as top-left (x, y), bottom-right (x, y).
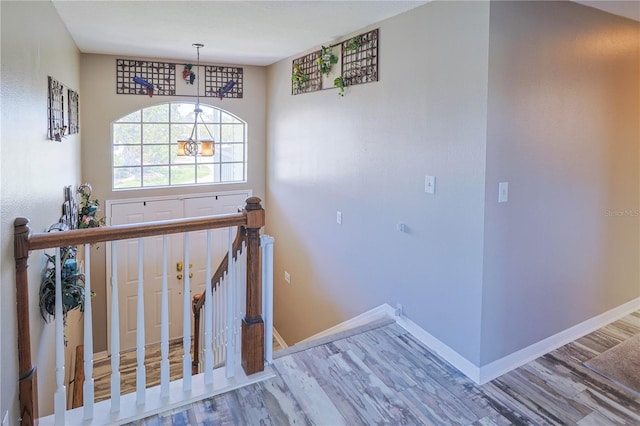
top-left (112, 103), bottom-right (247, 189)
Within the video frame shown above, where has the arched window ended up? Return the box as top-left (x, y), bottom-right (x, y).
top-left (112, 102), bottom-right (247, 189)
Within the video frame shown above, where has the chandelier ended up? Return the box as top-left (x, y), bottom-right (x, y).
top-left (177, 43), bottom-right (215, 156)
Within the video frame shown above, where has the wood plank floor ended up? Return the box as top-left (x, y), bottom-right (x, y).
top-left (127, 310), bottom-right (640, 425)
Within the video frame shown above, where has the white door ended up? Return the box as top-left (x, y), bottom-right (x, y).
top-left (108, 192), bottom-right (250, 352)
top-left (110, 199), bottom-right (184, 351)
top-left (184, 194), bottom-right (247, 296)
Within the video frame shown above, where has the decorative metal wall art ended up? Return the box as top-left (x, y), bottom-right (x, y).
top-left (291, 28), bottom-right (379, 96)
top-left (340, 29), bottom-right (379, 87)
top-left (291, 51), bottom-right (321, 95)
top-left (48, 76), bottom-right (66, 141)
top-left (67, 89), bottom-right (79, 134)
top-left (116, 59), bottom-right (244, 99)
top-left (205, 66), bottom-right (243, 99)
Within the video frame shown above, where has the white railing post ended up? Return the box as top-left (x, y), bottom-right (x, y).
top-left (110, 241), bottom-right (121, 413)
top-left (83, 244), bottom-right (94, 420)
top-left (225, 228), bottom-right (235, 378)
top-left (160, 235), bottom-right (170, 399)
top-left (204, 230), bottom-right (214, 385)
top-left (54, 247), bottom-right (66, 425)
top-left (261, 235), bottom-right (275, 364)
top-left (136, 238), bottom-right (146, 405)
top-left (182, 233), bottom-right (192, 392)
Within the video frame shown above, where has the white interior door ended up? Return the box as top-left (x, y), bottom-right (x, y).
top-left (110, 199), bottom-right (184, 351)
top-left (184, 193), bottom-right (247, 296)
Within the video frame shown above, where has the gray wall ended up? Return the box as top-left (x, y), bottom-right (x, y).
top-left (266, 0), bottom-right (639, 369)
top-left (481, 1), bottom-right (640, 365)
top-left (1, 1), bottom-right (81, 419)
top-left (266, 1), bottom-right (491, 364)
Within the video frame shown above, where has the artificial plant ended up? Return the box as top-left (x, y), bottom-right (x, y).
top-left (316, 45), bottom-right (338, 76)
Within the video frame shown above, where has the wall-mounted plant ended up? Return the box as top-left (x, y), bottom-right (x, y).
top-left (316, 45), bottom-right (338, 76)
top-left (291, 64), bottom-right (310, 90)
top-left (346, 36), bottom-right (363, 52)
top-left (39, 246), bottom-right (90, 326)
top-left (334, 76), bottom-right (346, 97)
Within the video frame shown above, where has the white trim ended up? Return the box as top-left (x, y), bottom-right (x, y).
top-left (392, 308), bottom-right (482, 383)
top-left (272, 327), bottom-right (288, 349)
top-left (477, 297), bottom-right (640, 384)
top-left (294, 298), bottom-right (640, 386)
top-left (296, 304), bottom-right (394, 344)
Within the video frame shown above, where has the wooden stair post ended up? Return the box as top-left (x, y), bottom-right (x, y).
top-left (14, 218), bottom-right (38, 425)
top-left (241, 197), bottom-right (265, 375)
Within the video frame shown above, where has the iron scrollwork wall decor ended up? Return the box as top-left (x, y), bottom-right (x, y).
top-left (291, 51), bottom-right (322, 95)
top-left (48, 76), bottom-right (66, 141)
top-left (290, 28), bottom-right (379, 96)
top-left (67, 89), bottom-right (79, 135)
top-left (116, 59), bottom-right (244, 99)
top-left (340, 29), bottom-right (379, 87)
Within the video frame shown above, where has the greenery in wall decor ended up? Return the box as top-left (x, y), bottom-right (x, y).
top-left (316, 45), bottom-right (338, 76)
top-left (291, 64), bottom-right (310, 89)
top-left (334, 76), bottom-right (346, 97)
top-left (346, 36), bottom-right (362, 51)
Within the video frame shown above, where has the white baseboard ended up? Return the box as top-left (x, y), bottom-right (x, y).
top-left (297, 304), bottom-right (394, 344)
top-left (297, 297), bottom-right (640, 386)
top-left (477, 297), bottom-right (640, 384)
top-left (273, 327), bottom-right (288, 349)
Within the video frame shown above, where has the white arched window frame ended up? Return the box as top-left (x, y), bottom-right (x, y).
top-left (112, 102), bottom-right (247, 189)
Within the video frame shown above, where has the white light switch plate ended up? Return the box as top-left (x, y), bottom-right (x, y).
top-left (425, 175), bottom-right (436, 194)
top-left (336, 211), bottom-right (342, 225)
top-left (498, 182), bottom-right (509, 203)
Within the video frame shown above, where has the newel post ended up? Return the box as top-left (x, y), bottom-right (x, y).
top-left (14, 218), bottom-right (38, 425)
top-left (242, 197), bottom-right (265, 375)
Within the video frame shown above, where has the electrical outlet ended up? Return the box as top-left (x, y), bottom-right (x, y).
top-left (395, 304), bottom-right (404, 317)
top-left (284, 271), bottom-right (291, 284)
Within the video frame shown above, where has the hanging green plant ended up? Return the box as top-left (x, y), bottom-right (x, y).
top-left (316, 46), bottom-right (338, 76)
top-left (334, 76), bottom-right (346, 97)
top-left (346, 36), bottom-right (363, 52)
top-left (291, 64), bottom-right (309, 90)
top-left (39, 246), bottom-right (92, 326)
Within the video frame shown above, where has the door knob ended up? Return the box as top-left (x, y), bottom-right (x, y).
top-left (189, 272), bottom-right (193, 279)
top-left (177, 273), bottom-right (183, 280)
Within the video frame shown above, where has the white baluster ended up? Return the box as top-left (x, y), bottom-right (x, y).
top-left (226, 228), bottom-right (235, 378)
top-left (183, 233), bottom-right (192, 391)
top-left (54, 247), bottom-right (66, 425)
top-left (204, 230), bottom-right (213, 385)
top-left (261, 236), bottom-right (275, 364)
top-left (160, 236), bottom-right (169, 399)
top-left (136, 238), bottom-right (146, 405)
top-left (110, 242), bottom-right (121, 412)
top-left (83, 244), bottom-right (94, 420)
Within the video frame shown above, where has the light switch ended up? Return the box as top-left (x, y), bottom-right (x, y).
top-left (336, 211), bottom-right (342, 225)
top-left (498, 182), bottom-right (509, 203)
top-left (425, 175), bottom-right (436, 194)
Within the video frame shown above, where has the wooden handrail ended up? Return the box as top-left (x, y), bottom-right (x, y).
top-left (27, 212), bottom-right (246, 251)
top-left (14, 196), bottom-right (265, 425)
top-left (192, 226), bottom-right (246, 373)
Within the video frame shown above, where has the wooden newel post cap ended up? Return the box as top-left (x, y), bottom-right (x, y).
top-left (244, 197), bottom-right (264, 228)
top-left (244, 197), bottom-right (263, 211)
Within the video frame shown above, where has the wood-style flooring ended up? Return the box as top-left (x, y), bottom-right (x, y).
top-left (128, 311), bottom-right (640, 425)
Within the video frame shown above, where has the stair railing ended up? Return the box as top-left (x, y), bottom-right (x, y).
top-left (13, 197), bottom-right (267, 425)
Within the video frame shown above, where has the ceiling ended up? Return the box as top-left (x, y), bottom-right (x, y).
top-left (51, 1), bottom-right (428, 66)
top-left (52, 1), bottom-right (639, 67)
